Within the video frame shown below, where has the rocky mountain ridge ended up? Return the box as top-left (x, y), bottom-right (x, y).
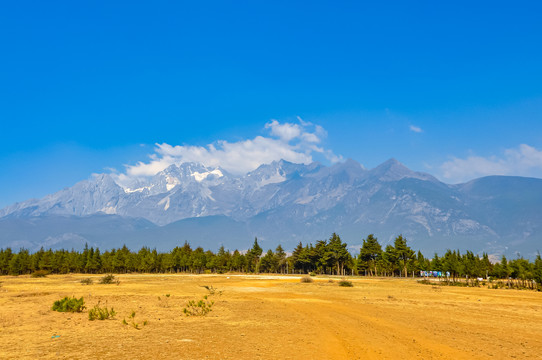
top-left (1, 158), bottom-right (541, 258)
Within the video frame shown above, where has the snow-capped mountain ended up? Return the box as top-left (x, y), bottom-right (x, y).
top-left (1, 158), bottom-right (542, 257)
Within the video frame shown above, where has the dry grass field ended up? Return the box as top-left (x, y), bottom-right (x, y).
top-left (0, 274), bottom-right (541, 359)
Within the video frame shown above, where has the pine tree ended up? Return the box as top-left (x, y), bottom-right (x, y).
top-left (382, 245), bottom-right (397, 276)
top-left (246, 238), bottom-right (263, 272)
top-left (358, 234), bottom-right (382, 276)
top-left (328, 233), bottom-right (349, 275)
top-left (216, 245), bottom-right (230, 273)
top-left (275, 245), bottom-right (287, 274)
top-left (0, 248), bottom-right (13, 275)
top-left (230, 249), bottom-right (246, 272)
top-left (9, 253), bottom-right (21, 275)
top-left (431, 253), bottom-right (442, 271)
top-left (190, 247), bottom-right (207, 273)
top-left (259, 249), bottom-right (278, 273)
top-left (291, 242), bottom-right (304, 273)
top-left (499, 255), bottom-right (510, 279)
top-left (533, 253), bottom-right (542, 288)
top-left (443, 250), bottom-right (463, 282)
top-left (415, 250), bottom-right (429, 273)
top-left (393, 235), bottom-right (414, 277)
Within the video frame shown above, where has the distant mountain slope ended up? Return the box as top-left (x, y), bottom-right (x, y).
top-left (0, 214), bottom-right (156, 251)
top-left (1, 159), bottom-right (542, 258)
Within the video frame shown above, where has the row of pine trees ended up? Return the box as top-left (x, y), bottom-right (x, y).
top-left (1, 233), bottom-right (541, 284)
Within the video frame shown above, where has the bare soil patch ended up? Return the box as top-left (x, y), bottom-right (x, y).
top-left (0, 274), bottom-right (541, 359)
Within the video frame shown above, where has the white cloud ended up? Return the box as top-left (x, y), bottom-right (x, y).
top-left (113, 119), bottom-right (342, 187)
top-left (409, 125), bottom-right (423, 133)
top-left (440, 144), bottom-right (542, 183)
top-left (265, 120), bottom-right (301, 141)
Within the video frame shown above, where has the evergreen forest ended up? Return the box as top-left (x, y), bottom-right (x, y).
top-left (1, 233), bottom-right (542, 288)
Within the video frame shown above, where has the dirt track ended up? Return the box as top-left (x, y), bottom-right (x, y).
top-left (0, 274), bottom-right (541, 359)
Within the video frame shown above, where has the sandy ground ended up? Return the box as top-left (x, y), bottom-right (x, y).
top-left (0, 274), bottom-right (541, 359)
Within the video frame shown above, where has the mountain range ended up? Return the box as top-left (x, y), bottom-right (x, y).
top-left (1, 158), bottom-right (541, 258)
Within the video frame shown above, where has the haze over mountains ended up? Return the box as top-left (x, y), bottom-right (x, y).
top-left (1, 159), bottom-right (541, 258)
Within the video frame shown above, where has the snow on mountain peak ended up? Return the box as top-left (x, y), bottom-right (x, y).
top-left (123, 186), bottom-right (151, 194)
top-left (191, 169), bottom-right (224, 182)
top-left (165, 175), bottom-right (180, 191)
top-left (258, 169), bottom-right (286, 186)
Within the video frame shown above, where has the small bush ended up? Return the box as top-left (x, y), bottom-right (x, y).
top-left (201, 285), bottom-right (222, 296)
top-left (99, 274), bottom-right (119, 285)
top-left (183, 295), bottom-right (214, 316)
top-left (417, 279), bottom-right (432, 285)
top-left (80, 278), bottom-right (93, 285)
top-left (31, 270), bottom-right (49, 278)
top-left (300, 276), bottom-right (313, 283)
top-left (88, 302), bottom-right (116, 321)
top-left (309, 272), bottom-right (316, 277)
top-left (157, 294), bottom-right (171, 308)
top-left (52, 296), bottom-right (85, 313)
top-left (338, 280), bottom-right (353, 287)
top-left (123, 310), bottom-right (146, 329)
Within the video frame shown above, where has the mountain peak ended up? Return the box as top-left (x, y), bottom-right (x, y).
top-left (381, 157), bottom-right (403, 167)
top-left (341, 158), bottom-right (365, 170)
top-left (2, 156), bottom-right (542, 258)
top-left (370, 158), bottom-right (436, 182)
top-left (92, 173), bottom-right (116, 184)
top-left (370, 158), bottom-right (410, 179)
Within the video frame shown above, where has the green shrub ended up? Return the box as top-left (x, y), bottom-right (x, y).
top-left (309, 272), bottom-right (316, 277)
top-left (52, 296), bottom-right (85, 313)
top-left (88, 302), bottom-right (116, 321)
top-left (182, 285), bottom-right (222, 316)
top-left (417, 279), bottom-right (432, 285)
top-left (157, 294), bottom-right (171, 308)
top-left (31, 270), bottom-right (49, 278)
top-left (183, 295), bottom-right (214, 316)
top-left (338, 280), bottom-right (353, 287)
top-left (122, 310), bottom-right (147, 329)
top-left (80, 278), bottom-right (93, 285)
top-left (201, 285), bottom-right (222, 296)
top-left (99, 274), bottom-right (119, 285)
top-left (300, 276), bottom-right (313, 283)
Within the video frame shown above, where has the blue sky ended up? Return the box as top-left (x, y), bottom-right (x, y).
top-left (1, 1), bottom-right (541, 207)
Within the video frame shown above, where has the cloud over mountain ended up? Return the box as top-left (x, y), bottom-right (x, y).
top-left (113, 119), bottom-right (341, 188)
top-left (441, 144), bottom-right (542, 183)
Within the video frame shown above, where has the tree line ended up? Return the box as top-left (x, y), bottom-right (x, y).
top-left (1, 233), bottom-right (541, 285)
